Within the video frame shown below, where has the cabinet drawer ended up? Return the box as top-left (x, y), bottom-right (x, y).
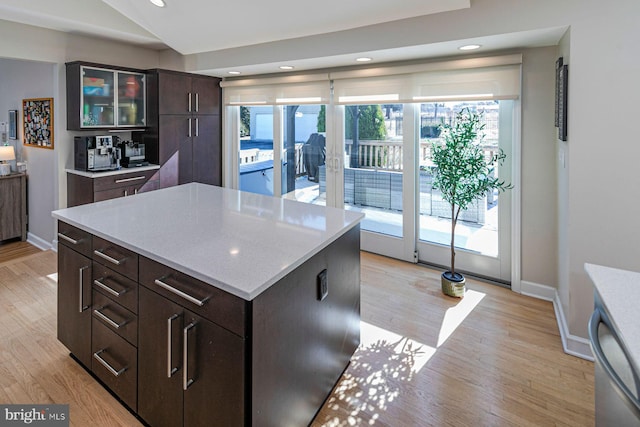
top-left (139, 256), bottom-right (247, 337)
top-left (93, 169), bottom-right (156, 192)
top-left (57, 221), bottom-right (92, 257)
top-left (91, 320), bottom-right (137, 411)
top-left (93, 186), bottom-right (139, 202)
top-left (92, 291), bottom-right (138, 346)
top-left (92, 236), bottom-right (138, 281)
top-left (92, 262), bottom-right (138, 314)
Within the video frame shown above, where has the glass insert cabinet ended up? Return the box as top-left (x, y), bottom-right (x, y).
top-left (66, 62), bottom-right (146, 130)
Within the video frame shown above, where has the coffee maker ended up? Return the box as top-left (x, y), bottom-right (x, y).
top-left (120, 140), bottom-right (147, 168)
top-left (74, 135), bottom-right (119, 171)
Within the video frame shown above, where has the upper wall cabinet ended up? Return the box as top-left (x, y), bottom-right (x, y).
top-left (66, 62), bottom-right (147, 130)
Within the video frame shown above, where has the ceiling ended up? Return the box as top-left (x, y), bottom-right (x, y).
top-left (0, 0), bottom-right (566, 77)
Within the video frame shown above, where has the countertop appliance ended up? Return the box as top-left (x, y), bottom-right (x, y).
top-left (589, 292), bottom-right (640, 426)
top-left (120, 140), bottom-right (148, 168)
top-left (74, 135), bottom-right (119, 172)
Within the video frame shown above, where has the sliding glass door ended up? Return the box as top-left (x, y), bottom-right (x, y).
top-left (415, 100), bottom-right (514, 282)
top-left (223, 55), bottom-right (521, 283)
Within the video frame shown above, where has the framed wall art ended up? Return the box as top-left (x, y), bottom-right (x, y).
top-left (23, 98), bottom-right (54, 149)
top-left (555, 58), bottom-right (568, 141)
top-left (8, 110), bottom-right (18, 140)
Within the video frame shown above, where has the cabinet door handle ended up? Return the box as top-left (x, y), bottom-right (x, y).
top-left (58, 232), bottom-right (80, 245)
top-left (115, 176), bottom-right (146, 183)
top-left (188, 92), bottom-right (192, 113)
top-left (183, 322), bottom-right (197, 390)
top-left (93, 249), bottom-right (126, 266)
top-left (93, 307), bottom-right (127, 329)
top-left (195, 93), bottom-right (199, 112)
top-left (188, 118), bottom-right (192, 138)
top-left (94, 278), bottom-right (126, 297)
top-left (195, 118), bottom-right (199, 137)
top-left (167, 314), bottom-right (181, 378)
top-left (79, 265), bottom-right (90, 312)
top-left (93, 350), bottom-right (127, 377)
top-left (124, 190), bottom-right (128, 197)
top-left (154, 278), bottom-right (209, 307)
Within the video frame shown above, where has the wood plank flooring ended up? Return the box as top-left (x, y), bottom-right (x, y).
top-left (0, 242), bottom-right (594, 426)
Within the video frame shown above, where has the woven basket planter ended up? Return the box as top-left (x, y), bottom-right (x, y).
top-left (441, 272), bottom-right (466, 298)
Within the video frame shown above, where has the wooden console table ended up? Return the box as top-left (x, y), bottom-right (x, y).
top-left (0, 172), bottom-right (27, 242)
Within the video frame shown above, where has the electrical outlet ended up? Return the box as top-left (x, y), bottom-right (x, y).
top-left (317, 269), bottom-right (328, 301)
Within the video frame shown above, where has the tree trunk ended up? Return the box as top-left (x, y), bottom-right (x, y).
top-left (450, 202), bottom-right (456, 276)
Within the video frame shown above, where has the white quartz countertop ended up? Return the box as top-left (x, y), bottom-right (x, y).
top-left (66, 164), bottom-right (159, 178)
top-left (52, 183), bottom-right (363, 300)
top-left (585, 263), bottom-right (640, 375)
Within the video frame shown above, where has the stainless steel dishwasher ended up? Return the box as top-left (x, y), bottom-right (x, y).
top-left (589, 294), bottom-right (640, 426)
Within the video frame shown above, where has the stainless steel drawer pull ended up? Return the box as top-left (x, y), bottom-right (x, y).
top-left (188, 118), bottom-right (192, 138)
top-left (114, 176), bottom-right (146, 183)
top-left (79, 265), bottom-right (90, 313)
top-left (195, 93), bottom-right (199, 112)
top-left (154, 278), bottom-right (209, 307)
top-left (93, 350), bottom-right (126, 377)
top-left (195, 118), bottom-right (199, 137)
top-left (183, 322), bottom-right (196, 390)
top-left (94, 279), bottom-right (126, 297)
top-left (188, 93), bottom-right (192, 112)
top-left (167, 314), bottom-right (180, 378)
top-left (58, 232), bottom-right (80, 245)
top-left (93, 307), bottom-right (126, 329)
top-left (94, 249), bottom-right (126, 266)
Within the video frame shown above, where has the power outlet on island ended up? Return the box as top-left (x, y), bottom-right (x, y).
top-left (317, 269), bottom-right (328, 301)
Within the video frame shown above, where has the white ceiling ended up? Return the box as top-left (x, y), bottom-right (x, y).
top-left (0, 0), bottom-right (566, 77)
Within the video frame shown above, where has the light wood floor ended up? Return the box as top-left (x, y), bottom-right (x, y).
top-left (0, 243), bottom-right (594, 426)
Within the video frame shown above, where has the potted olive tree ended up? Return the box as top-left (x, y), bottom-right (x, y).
top-left (431, 108), bottom-right (511, 297)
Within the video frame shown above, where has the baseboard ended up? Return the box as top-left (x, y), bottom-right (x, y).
top-left (27, 232), bottom-right (53, 251)
top-left (520, 280), bottom-right (594, 361)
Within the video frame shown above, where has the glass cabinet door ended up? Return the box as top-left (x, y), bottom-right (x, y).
top-left (117, 72), bottom-right (145, 127)
top-left (81, 67), bottom-right (115, 127)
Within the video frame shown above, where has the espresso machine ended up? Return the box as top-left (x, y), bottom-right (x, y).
top-left (120, 140), bottom-right (148, 168)
top-left (74, 135), bottom-right (119, 171)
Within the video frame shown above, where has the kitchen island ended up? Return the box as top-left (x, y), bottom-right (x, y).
top-left (52, 183), bottom-right (363, 427)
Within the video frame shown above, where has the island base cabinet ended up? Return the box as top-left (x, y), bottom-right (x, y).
top-left (57, 243), bottom-right (93, 368)
top-left (138, 286), bottom-right (245, 427)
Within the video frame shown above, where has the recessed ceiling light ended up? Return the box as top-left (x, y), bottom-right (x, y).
top-left (149, 0), bottom-right (165, 7)
top-left (356, 57), bottom-right (373, 62)
top-left (459, 44), bottom-right (481, 51)
top-left (228, 71), bottom-right (241, 75)
top-left (279, 65), bottom-right (294, 70)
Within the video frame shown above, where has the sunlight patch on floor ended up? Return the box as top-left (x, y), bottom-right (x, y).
top-left (437, 289), bottom-right (486, 347)
top-left (360, 321), bottom-right (435, 374)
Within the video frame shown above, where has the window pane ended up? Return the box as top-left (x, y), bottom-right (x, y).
top-left (418, 101), bottom-right (502, 257)
top-left (342, 104), bottom-right (404, 237)
top-left (281, 105), bottom-right (326, 205)
top-left (239, 105), bottom-right (274, 196)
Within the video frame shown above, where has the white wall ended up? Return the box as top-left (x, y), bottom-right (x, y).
top-left (520, 46), bottom-right (558, 288)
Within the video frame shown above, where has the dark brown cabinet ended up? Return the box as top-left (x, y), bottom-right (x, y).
top-left (55, 217), bottom-right (360, 427)
top-left (141, 70), bottom-right (222, 188)
top-left (57, 223), bottom-right (93, 368)
top-left (138, 286), bottom-right (245, 427)
top-left (66, 61), bottom-right (147, 131)
top-left (0, 173), bottom-right (27, 242)
top-left (67, 168), bottom-right (159, 207)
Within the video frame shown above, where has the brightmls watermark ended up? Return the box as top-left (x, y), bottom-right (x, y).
top-left (0, 405), bottom-right (68, 426)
